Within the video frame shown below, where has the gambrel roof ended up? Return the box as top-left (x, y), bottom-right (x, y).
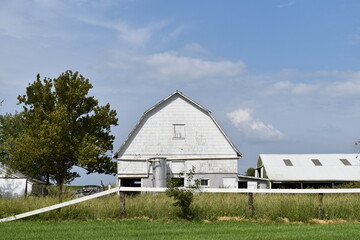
top-left (114, 91), bottom-right (241, 159)
top-left (259, 154), bottom-right (360, 182)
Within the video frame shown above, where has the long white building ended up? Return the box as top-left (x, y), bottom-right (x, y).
top-left (256, 154), bottom-right (360, 188)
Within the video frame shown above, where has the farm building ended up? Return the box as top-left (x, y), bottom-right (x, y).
top-left (0, 165), bottom-right (47, 197)
top-left (113, 91), bottom-right (242, 188)
top-left (238, 175), bottom-right (267, 189)
top-left (256, 154), bottom-right (360, 188)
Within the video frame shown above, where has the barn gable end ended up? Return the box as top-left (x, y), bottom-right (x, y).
top-left (114, 91), bottom-right (241, 160)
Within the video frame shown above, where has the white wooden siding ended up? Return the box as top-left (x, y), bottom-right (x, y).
top-left (171, 160), bottom-right (185, 173)
top-left (185, 159), bottom-right (237, 174)
top-left (118, 159), bottom-right (237, 176)
top-left (117, 160), bottom-right (148, 176)
top-left (222, 178), bottom-right (237, 188)
top-left (118, 96), bottom-right (237, 159)
top-left (0, 179), bottom-right (27, 197)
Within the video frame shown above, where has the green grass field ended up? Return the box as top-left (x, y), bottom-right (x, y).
top-left (1, 220), bottom-right (360, 240)
top-left (2, 193), bottom-right (360, 222)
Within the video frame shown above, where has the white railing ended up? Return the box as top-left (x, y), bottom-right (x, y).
top-left (0, 187), bottom-right (120, 223)
top-left (2, 186), bottom-right (360, 223)
top-left (119, 186), bottom-right (360, 194)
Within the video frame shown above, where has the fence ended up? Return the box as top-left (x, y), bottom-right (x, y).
top-left (117, 187), bottom-right (360, 219)
top-left (2, 187), bottom-right (360, 223)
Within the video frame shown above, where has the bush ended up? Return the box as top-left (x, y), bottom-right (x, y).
top-left (166, 166), bottom-right (200, 219)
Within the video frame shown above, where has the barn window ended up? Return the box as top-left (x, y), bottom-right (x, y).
top-left (238, 181), bottom-right (247, 188)
top-left (340, 159), bottom-right (352, 166)
top-left (171, 177), bottom-right (184, 187)
top-left (283, 159), bottom-right (293, 166)
top-left (311, 159), bottom-right (322, 166)
top-left (173, 124), bottom-right (185, 139)
top-left (200, 179), bottom-right (209, 187)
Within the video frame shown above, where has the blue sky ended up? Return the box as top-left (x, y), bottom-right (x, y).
top-left (1, 0), bottom-right (360, 185)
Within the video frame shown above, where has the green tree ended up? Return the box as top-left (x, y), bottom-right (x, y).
top-left (5, 71), bottom-right (118, 196)
top-left (0, 111), bottom-right (24, 168)
top-left (245, 168), bottom-right (256, 177)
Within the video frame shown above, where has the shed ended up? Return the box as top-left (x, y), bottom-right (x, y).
top-left (0, 165), bottom-right (47, 197)
top-left (238, 175), bottom-right (267, 189)
top-left (114, 91), bottom-right (242, 188)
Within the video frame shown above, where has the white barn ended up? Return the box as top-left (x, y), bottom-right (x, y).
top-left (113, 91), bottom-right (242, 188)
top-left (256, 154), bottom-right (360, 188)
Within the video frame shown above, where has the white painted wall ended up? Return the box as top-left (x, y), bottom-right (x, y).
top-left (247, 181), bottom-right (258, 189)
top-left (222, 177), bottom-right (237, 188)
top-left (118, 160), bottom-right (148, 176)
top-left (0, 178), bottom-right (27, 197)
top-left (185, 159), bottom-right (237, 174)
top-left (117, 96), bottom-right (238, 160)
top-left (118, 159), bottom-right (238, 176)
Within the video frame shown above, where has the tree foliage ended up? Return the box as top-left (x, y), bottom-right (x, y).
top-left (166, 166), bottom-right (200, 219)
top-left (4, 71), bottom-right (118, 193)
top-left (0, 111), bottom-right (24, 168)
top-left (245, 168), bottom-right (256, 177)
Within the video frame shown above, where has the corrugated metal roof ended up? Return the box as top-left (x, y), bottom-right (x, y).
top-left (260, 154), bottom-right (360, 181)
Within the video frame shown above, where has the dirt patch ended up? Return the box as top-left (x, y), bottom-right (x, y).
top-left (217, 216), bottom-right (245, 222)
top-left (310, 218), bottom-right (347, 224)
top-left (278, 218), bottom-right (304, 225)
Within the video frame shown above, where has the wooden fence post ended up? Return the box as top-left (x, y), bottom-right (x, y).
top-left (248, 192), bottom-right (254, 218)
top-left (318, 193), bottom-right (324, 219)
top-left (119, 191), bottom-right (126, 218)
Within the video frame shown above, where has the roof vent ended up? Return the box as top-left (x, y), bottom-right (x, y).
top-left (311, 159), bottom-right (322, 166)
top-left (340, 159), bottom-right (352, 166)
top-left (283, 159), bottom-right (293, 166)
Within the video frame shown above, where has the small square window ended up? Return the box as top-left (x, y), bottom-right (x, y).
top-left (200, 179), bottom-right (209, 186)
top-left (312, 159), bottom-right (322, 166)
top-left (340, 159), bottom-right (352, 166)
top-left (283, 159), bottom-right (293, 166)
top-left (173, 124), bottom-right (185, 139)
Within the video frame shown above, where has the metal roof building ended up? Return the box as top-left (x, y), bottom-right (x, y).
top-left (256, 154), bottom-right (360, 188)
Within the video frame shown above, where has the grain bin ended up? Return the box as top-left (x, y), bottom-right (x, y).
top-left (150, 157), bottom-right (167, 188)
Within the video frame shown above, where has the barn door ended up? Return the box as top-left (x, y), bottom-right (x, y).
top-left (222, 178), bottom-right (237, 188)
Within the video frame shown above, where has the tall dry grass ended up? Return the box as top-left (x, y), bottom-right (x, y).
top-left (2, 193), bottom-right (360, 222)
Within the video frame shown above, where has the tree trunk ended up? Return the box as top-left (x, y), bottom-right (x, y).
top-left (46, 173), bottom-right (50, 185)
top-left (57, 178), bottom-right (64, 202)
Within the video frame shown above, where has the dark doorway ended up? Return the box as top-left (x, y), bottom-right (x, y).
top-left (238, 181), bottom-right (248, 189)
top-left (120, 178), bottom-right (141, 187)
top-left (170, 177), bottom-right (184, 187)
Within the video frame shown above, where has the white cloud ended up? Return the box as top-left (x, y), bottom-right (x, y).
top-left (178, 43), bottom-right (211, 57)
top-left (168, 25), bottom-right (187, 40)
top-left (277, 1), bottom-right (296, 8)
top-left (271, 81), bottom-right (317, 95)
top-left (77, 17), bottom-right (170, 47)
top-left (108, 50), bottom-right (246, 82)
top-left (266, 70), bottom-right (360, 97)
top-left (226, 108), bottom-right (252, 126)
top-left (227, 109), bottom-right (285, 143)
